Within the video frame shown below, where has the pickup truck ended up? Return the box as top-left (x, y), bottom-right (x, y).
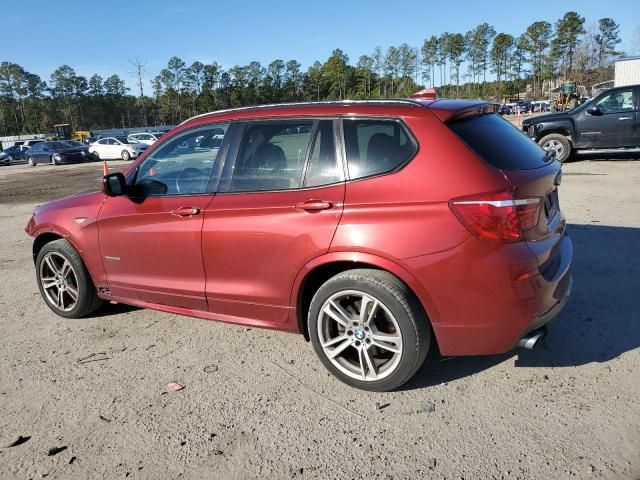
top-left (522, 84), bottom-right (639, 162)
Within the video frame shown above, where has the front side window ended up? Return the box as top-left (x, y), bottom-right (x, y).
top-left (343, 119), bottom-right (417, 180)
top-left (133, 123), bottom-right (230, 196)
top-left (230, 120), bottom-right (314, 192)
top-left (596, 89), bottom-right (635, 114)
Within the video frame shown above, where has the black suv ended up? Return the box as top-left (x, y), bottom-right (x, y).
top-left (522, 84), bottom-right (639, 162)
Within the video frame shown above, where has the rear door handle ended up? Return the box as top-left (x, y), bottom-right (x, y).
top-left (294, 200), bottom-right (333, 212)
top-left (171, 207), bottom-right (201, 217)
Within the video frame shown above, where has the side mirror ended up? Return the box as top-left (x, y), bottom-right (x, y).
top-left (586, 105), bottom-right (602, 116)
top-left (102, 172), bottom-right (127, 196)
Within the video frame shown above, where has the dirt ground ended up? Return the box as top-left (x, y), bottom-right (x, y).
top-left (0, 156), bottom-right (639, 480)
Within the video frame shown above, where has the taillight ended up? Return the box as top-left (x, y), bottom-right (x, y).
top-left (449, 191), bottom-right (540, 243)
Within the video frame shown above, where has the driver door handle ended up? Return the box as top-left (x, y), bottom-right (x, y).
top-left (171, 207), bottom-right (200, 217)
top-left (618, 116), bottom-right (632, 120)
top-left (294, 200), bottom-right (333, 212)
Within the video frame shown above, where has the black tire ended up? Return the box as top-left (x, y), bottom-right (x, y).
top-left (35, 239), bottom-right (104, 318)
top-left (92, 150), bottom-right (100, 161)
top-left (308, 269), bottom-right (430, 391)
top-left (51, 155), bottom-right (59, 166)
top-left (121, 150), bottom-right (130, 161)
top-left (27, 156), bottom-right (35, 167)
top-left (538, 133), bottom-right (572, 163)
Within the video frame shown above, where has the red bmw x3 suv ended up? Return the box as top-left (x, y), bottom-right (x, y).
top-left (26, 99), bottom-right (572, 391)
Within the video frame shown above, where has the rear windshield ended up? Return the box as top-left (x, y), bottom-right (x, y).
top-left (448, 114), bottom-right (550, 170)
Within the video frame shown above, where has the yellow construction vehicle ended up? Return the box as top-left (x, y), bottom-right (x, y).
top-left (47, 124), bottom-right (92, 142)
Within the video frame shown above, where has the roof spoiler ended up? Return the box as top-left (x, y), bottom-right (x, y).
top-left (410, 88), bottom-right (438, 100)
top-left (427, 100), bottom-right (499, 123)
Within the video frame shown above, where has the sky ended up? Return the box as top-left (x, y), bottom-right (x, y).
top-left (1, 0), bottom-right (639, 91)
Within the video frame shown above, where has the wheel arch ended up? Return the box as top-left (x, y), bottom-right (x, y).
top-left (291, 252), bottom-right (441, 342)
top-left (32, 232), bottom-right (65, 263)
top-left (535, 126), bottom-right (573, 143)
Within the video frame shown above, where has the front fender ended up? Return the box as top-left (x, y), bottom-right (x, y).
top-left (535, 120), bottom-right (575, 142)
top-left (26, 191), bottom-right (107, 287)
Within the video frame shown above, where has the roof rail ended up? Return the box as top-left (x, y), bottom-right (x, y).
top-left (178, 99), bottom-right (425, 126)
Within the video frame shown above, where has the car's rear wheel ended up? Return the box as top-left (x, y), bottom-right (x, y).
top-left (308, 269), bottom-right (429, 391)
top-left (121, 150), bottom-right (130, 161)
top-left (36, 239), bottom-right (104, 318)
top-left (27, 156), bottom-right (35, 167)
top-left (539, 134), bottom-right (572, 162)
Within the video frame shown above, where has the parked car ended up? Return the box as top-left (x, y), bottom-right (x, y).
top-left (127, 132), bottom-right (162, 145)
top-left (1, 144), bottom-right (31, 165)
top-left (89, 136), bottom-right (148, 161)
top-left (26, 99), bottom-right (572, 391)
top-left (513, 101), bottom-right (532, 114)
top-left (498, 104), bottom-right (512, 115)
top-left (522, 83), bottom-right (640, 162)
top-left (26, 141), bottom-right (92, 166)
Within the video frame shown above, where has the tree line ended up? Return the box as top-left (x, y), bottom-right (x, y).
top-left (0, 11), bottom-right (623, 136)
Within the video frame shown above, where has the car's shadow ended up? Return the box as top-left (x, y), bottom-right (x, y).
top-left (404, 223), bottom-right (640, 390)
top-left (568, 151), bottom-right (640, 162)
top-left (87, 302), bottom-right (140, 318)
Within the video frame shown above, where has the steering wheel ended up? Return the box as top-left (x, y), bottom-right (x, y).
top-left (175, 167), bottom-right (204, 194)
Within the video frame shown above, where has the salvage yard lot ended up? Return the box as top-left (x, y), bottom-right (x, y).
top-left (0, 158), bottom-right (639, 479)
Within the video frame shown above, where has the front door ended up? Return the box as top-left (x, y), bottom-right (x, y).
top-left (97, 123), bottom-right (232, 310)
top-left (202, 119), bottom-right (345, 325)
top-left (577, 87), bottom-right (638, 148)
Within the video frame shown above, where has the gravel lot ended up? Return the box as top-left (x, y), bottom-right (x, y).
top-left (0, 157), bottom-right (639, 480)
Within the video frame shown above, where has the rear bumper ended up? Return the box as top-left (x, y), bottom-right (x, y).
top-left (404, 232), bottom-right (573, 356)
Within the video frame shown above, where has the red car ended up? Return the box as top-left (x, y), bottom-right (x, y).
top-left (26, 99), bottom-right (572, 391)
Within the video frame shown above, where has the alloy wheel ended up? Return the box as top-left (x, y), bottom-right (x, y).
top-left (542, 139), bottom-right (564, 158)
top-left (39, 252), bottom-right (79, 312)
top-left (317, 290), bottom-right (403, 382)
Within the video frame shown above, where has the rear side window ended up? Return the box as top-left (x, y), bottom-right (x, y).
top-left (448, 114), bottom-right (549, 170)
top-left (230, 120), bottom-right (313, 192)
top-left (343, 119), bottom-right (417, 180)
top-left (304, 120), bottom-right (339, 188)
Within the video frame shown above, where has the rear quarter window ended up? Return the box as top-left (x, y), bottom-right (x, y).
top-left (343, 119), bottom-right (417, 180)
top-left (448, 114), bottom-right (550, 170)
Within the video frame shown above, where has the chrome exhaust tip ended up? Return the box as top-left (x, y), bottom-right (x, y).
top-left (517, 328), bottom-right (547, 349)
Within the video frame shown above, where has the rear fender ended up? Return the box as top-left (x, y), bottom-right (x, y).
top-left (290, 251), bottom-right (443, 330)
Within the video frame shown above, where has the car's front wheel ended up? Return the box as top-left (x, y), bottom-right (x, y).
top-left (92, 150), bottom-right (100, 161)
top-left (121, 150), bottom-right (131, 161)
top-left (538, 133), bottom-right (572, 163)
top-left (27, 156), bottom-right (35, 167)
top-left (36, 239), bottom-right (103, 318)
top-left (308, 269), bottom-right (430, 391)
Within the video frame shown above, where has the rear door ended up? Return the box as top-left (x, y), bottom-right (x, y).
top-left (201, 118), bottom-right (345, 325)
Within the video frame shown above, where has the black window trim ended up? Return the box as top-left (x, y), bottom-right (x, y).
top-left (125, 121), bottom-right (236, 198)
top-left (339, 116), bottom-right (419, 182)
top-left (216, 116), bottom-right (346, 195)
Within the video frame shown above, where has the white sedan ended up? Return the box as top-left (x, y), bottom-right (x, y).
top-left (127, 132), bottom-right (162, 146)
top-left (89, 137), bottom-right (149, 161)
